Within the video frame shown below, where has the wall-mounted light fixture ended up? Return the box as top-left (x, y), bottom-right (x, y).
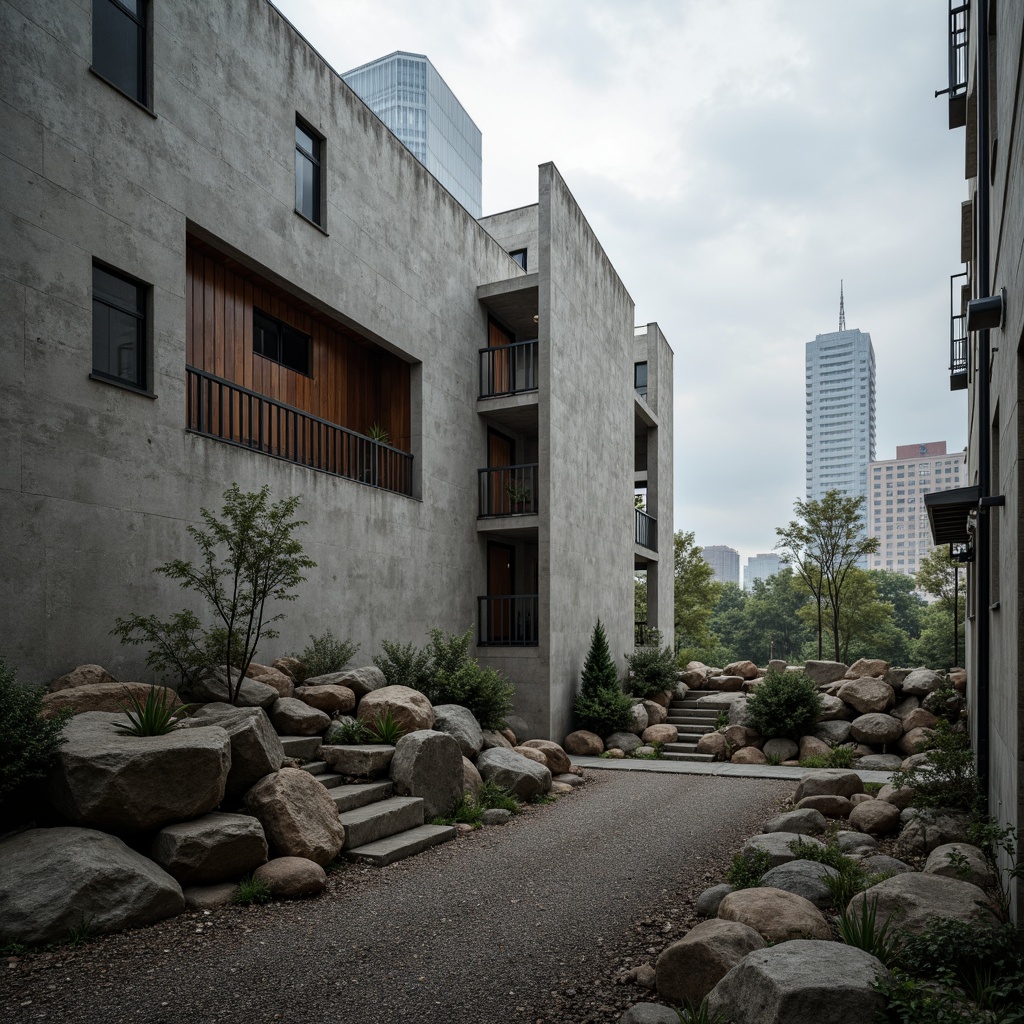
top-left (966, 288), bottom-right (1006, 331)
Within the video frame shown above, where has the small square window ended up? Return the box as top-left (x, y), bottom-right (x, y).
top-left (509, 249), bottom-right (527, 271)
top-left (92, 263), bottom-right (146, 389)
top-left (254, 308), bottom-right (311, 376)
top-left (295, 119), bottom-right (323, 227)
top-left (92, 0), bottom-right (147, 104)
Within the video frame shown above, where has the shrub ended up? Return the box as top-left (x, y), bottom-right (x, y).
top-left (431, 794), bottom-right (483, 828)
top-left (896, 719), bottom-right (981, 814)
top-left (788, 836), bottom-right (884, 909)
top-left (573, 621), bottom-right (633, 736)
top-left (326, 719), bottom-right (370, 745)
top-left (624, 630), bottom-right (677, 699)
top-left (799, 744), bottom-right (855, 770)
top-left (233, 874), bottom-right (271, 906)
top-left (477, 780), bottom-right (521, 814)
top-left (677, 997), bottom-right (730, 1024)
top-left (745, 667), bottom-right (822, 741)
top-left (726, 848), bottom-right (772, 889)
top-left (0, 656), bottom-right (72, 803)
top-left (295, 629), bottom-right (359, 678)
top-left (373, 638), bottom-right (431, 691)
top-left (364, 708), bottom-right (406, 745)
top-left (113, 686), bottom-right (190, 737)
top-left (923, 686), bottom-right (966, 725)
top-left (838, 896), bottom-right (903, 965)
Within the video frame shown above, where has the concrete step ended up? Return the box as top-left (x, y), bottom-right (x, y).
top-left (662, 752), bottom-right (716, 763)
top-left (663, 741), bottom-right (702, 753)
top-left (346, 824), bottom-right (457, 867)
top-left (279, 736), bottom-right (323, 759)
top-left (672, 727), bottom-right (715, 738)
top-left (301, 760), bottom-right (328, 776)
top-left (340, 796), bottom-right (424, 849)
top-left (330, 780), bottom-right (394, 813)
top-left (314, 772), bottom-right (347, 790)
top-left (666, 716), bottom-right (718, 727)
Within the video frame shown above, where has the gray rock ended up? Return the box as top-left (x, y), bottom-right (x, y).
top-left (836, 831), bottom-right (879, 855)
top-left (269, 696), bottom-right (331, 737)
top-left (850, 713), bottom-right (903, 745)
top-left (476, 747), bottom-right (551, 799)
top-left (793, 769), bottom-right (864, 803)
top-left (885, 667), bottom-right (913, 689)
top-left (707, 940), bottom-right (888, 1024)
top-left (816, 694), bottom-right (850, 721)
top-left (390, 729), bottom-right (463, 819)
top-left (717, 887), bottom-right (830, 942)
top-left (796, 794), bottom-right (853, 818)
top-left (481, 808), bottom-right (512, 825)
top-left (814, 720), bottom-right (852, 746)
top-left (924, 843), bottom-right (996, 888)
top-left (181, 704), bottom-right (285, 801)
top-left (900, 668), bottom-right (944, 696)
top-left (627, 703), bottom-right (649, 735)
top-left (853, 754), bottom-right (903, 770)
top-left (321, 744), bottom-right (395, 777)
top-left (696, 883), bottom-right (736, 917)
top-left (849, 872), bottom-right (998, 934)
top-left (0, 827), bottom-right (184, 947)
top-left (762, 738), bottom-right (798, 762)
top-left (618, 1004), bottom-right (681, 1024)
top-left (848, 799), bottom-right (902, 836)
top-left (838, 678), bottom-right (895, 714)
top-left (763, 808), bottom-right (828, 836)
top-left (742, 832), bottom-right (823, 869)
top-left (322, 666), bottom-right (386, 698)
top-left (877, 783), bottom-right (917, 810)
top-left (605, 731), bottom-right (642, 754)
top-left (803, 661), bottom-right (849, 685)
top-left (253, 856), bottom-right (327, 897)
top-left (48, 712), bottom-right (230, 832)
top-left (656, 918), bottom-right (765, 1004)
top-left (179, 666), bottom-right (279, 709)
top-left (480, 729), bottom-right (514, 751)
top-left (150, 812), bottom-right (268, 885)
top-left (759, 859), bottom-right (839, 909)
top-left (727, 698), bottom-right (755, 728)
top-left (505, 715), bottom-right (530, 742)
top-left (862, 855), bottom-right (914, 876)
top-left (552, 773), bottom-right (585, 788)
top-left (431, 705), bottom-right (484, 758)
top-left (182, 882), bottom-right (238, 910)
top-left (891, 696), bottom-right (922, 720)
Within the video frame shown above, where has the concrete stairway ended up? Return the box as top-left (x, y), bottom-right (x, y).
top-left (292, 750), bottom-right (457, 866)
top-left (660, 690), bottom-right (722, 762)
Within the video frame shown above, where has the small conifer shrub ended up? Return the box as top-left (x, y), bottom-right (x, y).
top-left (573, 621), bottom-right (633, 736)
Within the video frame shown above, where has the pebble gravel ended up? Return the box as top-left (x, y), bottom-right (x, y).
top-left (2, 771), bottom-right (791, 1024)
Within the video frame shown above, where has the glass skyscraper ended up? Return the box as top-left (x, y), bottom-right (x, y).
top-left (343, 52), bottom-right (483, 218)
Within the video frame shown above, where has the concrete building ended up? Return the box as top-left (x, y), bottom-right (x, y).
top-left (343, 52), bottom-right (483, 219)
top-left (867, 442), bottom-right (965, 578)
top-left (805, 324), bottom-right (876, 505)
top-left (927, 0), bottom-right (1024, 919)
top-left (0, 0), bottom-right (673, 742)
top-left (743, 554), bottom-right (782, 592)
top-left (701, 545), bottom-right (740, 587)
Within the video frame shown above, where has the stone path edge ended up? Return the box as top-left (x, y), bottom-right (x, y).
top-left (570, 755), bottom-right (896, 785)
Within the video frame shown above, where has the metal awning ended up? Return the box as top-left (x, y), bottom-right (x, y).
top-left (925, 485), bottom-right (979, 544)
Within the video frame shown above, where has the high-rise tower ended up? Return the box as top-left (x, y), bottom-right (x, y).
top-left (805, 289), bottom-right (877, 504)
top-left (343, 52), bottom-right (483, 218)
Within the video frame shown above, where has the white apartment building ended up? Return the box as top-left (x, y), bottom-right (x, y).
top-left (868, 442), bottom-right (965, 576)
top-left (701, 545), bottom-right (740, 586)
top-left (805, 327), bottom-right (876, 504)
top-left (743, 553), bottom-right (783, 591)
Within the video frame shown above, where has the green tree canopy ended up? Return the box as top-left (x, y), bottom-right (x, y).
top-left (674, 531), bottom-right (720, 650)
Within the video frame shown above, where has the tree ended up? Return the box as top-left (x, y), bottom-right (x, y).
top-left (743, 569), bottom-right (813, 664)
top-left (776, 490), bottom-right (879, 662)
top-left (817, 567), bottom-right (890, 663)
top-left (915, 547), bottom-right (966, 669)
top-left (674, 531), bottom-right (721, 650)
top-left (867, 570), bottom-right (925, 639)
top-left (573, 620), bottom-right (633, 735)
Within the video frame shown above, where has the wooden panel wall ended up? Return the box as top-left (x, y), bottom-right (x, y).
top-left (185, 239), bottom-right (411, 450)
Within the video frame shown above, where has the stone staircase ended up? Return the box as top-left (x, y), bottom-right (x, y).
top-left (660, 690), bottom-right (724, 762)
top-left (279, 736), bottom-right (457, 866)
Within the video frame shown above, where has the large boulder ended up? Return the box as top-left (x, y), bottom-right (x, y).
top-left (0, 827), bottom-right (184, 947)
top-left (656, 918), bottom-right (765, 1004)
top-left (724, 660), bottom-right (760, 680)
top-left (814, 720), bottom-right (852, 747)
top-left (838, 679), bottom-right (895, 714)
top-left (696, 883), bottom-right (736, 917)
top-left (150, 812), bottom-right (268, 885)
top-left (732, 746), bottom-right (767, 765)
top-left (836, 831), bottom-right (879, 855)
top-left (641, 724), bottom-right (678, 746)
top-left (244, 663), bottom-right (295, 698)
top-left (854, 754), bottom-right (903, 770)
top-left (759, 859), bottom-right (839, 910)
top-left (717, 888), bottom-right (830, 942)
top-left (798, 735), bottom-right (832, 760)
top-left (618, 1005), bottom-right (680, 1024)
top-left (49, 664), bottom-right (119, 692)
top-left (763, 808), bottom-right (827, 836)
top-left (891, 695), bottom-right (922, 720)
top-left (803, 661), bottom-right (849, 685)
top-left (181, 703), bottom-right (286, 801)
top-left (322, 666), bottom-right (386, 698)
top-left (707, 940), bottom-right (888, 1024)
top-left (320, 744), bottom-right (394, 777)
top-left (514, 745), bottom-right (548, 767)
top-left (849, 873), bottom-right (999, 934)
top-left (357, 685), bottom-right (434, 733)
top-left (741, 832), bottom-right (823, 869)
top-left (40, 682), bottom-right (183, 720)
top-left (850, 713), bottom-right (903, 746)
top-left (520, 739), bottom-right (573, 774)
top-left (480, 729), bottom-right (514, 751)
top-left (794, 769), bottom-right (865, 803)
top-left (724, 725), bottom-right (760, 749)
top-left (627, 703), bottom-right (649, 735)
top-left (704, 675), bottom-right (745, 692)
top-left (816, 694), bottom-right (849, 721)
top-left (901, 708), bottom-right (938, 733)
top-left (796, 794), bottom-right (853, 818)
top-left (293, 685), bottom-right (356, 715)
top-left (762, 738), bottom-right (798, 762)
top-left (462, 756), bottom-right (482, 798)
top-left (431, 705), bottom-right (484, 759)
top-left (243, 768), bottom-right (346, 866)
top-left (641, 700), bottom-right (668, 726)
top-left (898, 727), bottom-right (935, 756)
top-left (924, 843), bottom-right (996, 888)
top-left (877, 783), bottom-right (916, 810)
top-left (476, 747), bottom-right (551, 799)
top-left (390, 730), bottom-right (463, 819)
top-left (272, 656), bottom-right (305, 682)
top-left (605, 731), bottom-right (642, 754)
top-left (269, 697), bottom-right (331, 737)
top-left (900, 668), bottom-right (944, 696)
top-left (845, 659), bottom-right (889, 679)
top-left (48, 712), bottom-right (230, 832)
top-left (697, 732), bottom-right (729, 759)
top-left (253, 856), bottom-right (326, 898)
top-left (564, 730), bottom-right (604, 756)
top-left (863, 854), bottom-right (915, 875)
top-left (848, 799), bottom-right (901, 836)
top-left (179, 666), bottom-right (279, 709)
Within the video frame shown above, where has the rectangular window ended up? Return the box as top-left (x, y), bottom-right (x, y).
top-left (254, 308), bottom-right (311, 376)
top-left (634, 361), bottom-right (648, 399)
top-left (92, 0), bottom-right (146, 104)
top-left (295, 119), bottom-right (323, 226)
top-left (509, 248), bottom-right (527, 271)
top-left (92, 264), bottom-right (146, 389)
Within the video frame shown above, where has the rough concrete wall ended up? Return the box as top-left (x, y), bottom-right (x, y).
top-left (0, 0), bottom-right (522, 685)
top-left (539, 163), bottom-right (636, 740)
top-left (477, 205), bottom-right (538, 270)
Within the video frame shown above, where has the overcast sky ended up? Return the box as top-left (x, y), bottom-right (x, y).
top-left (274, 0), bottom-right (967, 568)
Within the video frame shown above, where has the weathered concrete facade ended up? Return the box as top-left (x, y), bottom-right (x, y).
top-left (0, 0), bottom-right (673, 740)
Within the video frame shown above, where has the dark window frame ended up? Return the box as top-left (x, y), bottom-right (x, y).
top-left (91, 0), bottom-right (150, 109)
top-left (509, 248), bottom-right (528, 271)
top-left (295, 117), bottom-right (325, 229)
top-left (634, 361), bottom-right (649, 399)
top-left (253, 307), bottom-right (313, 377)
top-left (91, 262), bottom-right (150, 393)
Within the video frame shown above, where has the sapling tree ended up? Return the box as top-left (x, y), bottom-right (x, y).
top-left (573, 620), bottom-right (632, 735)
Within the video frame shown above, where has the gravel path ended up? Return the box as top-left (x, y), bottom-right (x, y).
top-left (3, 771), bottom-right (791, 1024)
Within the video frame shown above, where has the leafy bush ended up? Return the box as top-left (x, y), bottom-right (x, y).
top-left (625, 630), bottom-right (677, 698)
top-left (726, 848), bottom-right (772, 889)
top-left (233, 874), bottom-right (272, 906)
top-left (431, 794), bottom-right (484, 828)
top-left (896, 720), bottom-right (981, 814)
top-left (373, 638), bottom-right (431, 691)
top-left (326, 719), bottom-right (370, 745)
top-left (295, 629), bottom-right (359, 678)
top-left (798, 744), bottom-right (855, 770)
top-left (113, 686), bottom-right (190, 737)
top-left (745, 668), bottom-right (822, 741)
top-left (573, 621), bottom-right (633, 736)
top-left (477, 780), bottom-right (521, 814)
top-left (788, 836), bottom-right (887, 909)
top-left (0, 656), bottom-right (72, 802)
top-left (923, 686), bottom-right (966, 725)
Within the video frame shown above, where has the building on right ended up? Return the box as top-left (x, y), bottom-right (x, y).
top-left (701, 545), bottom-right (740, 587)
top-left (867, 442), bottom-right (965, 578)
top-left (743, 553), bottom-right (782, 592)
top-left (930, 0), bottom-right (1024, 919)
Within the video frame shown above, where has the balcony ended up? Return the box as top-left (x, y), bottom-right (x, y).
top-left (635, 507), bottom-right (657, 551)
top-left (478, 464), bottom-right (538, 517)
top-left (949, 271), bottom-right (968, 391)
top-left (186, 366), bottom-right (413, 496)
top-left (479, 340), bottom-right (538, 398)
top-left (478, 594), bottom-right (538, 646)
top-left (940, 2), bottom-right (968, 129)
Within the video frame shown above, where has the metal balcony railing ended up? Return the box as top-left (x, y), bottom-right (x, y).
top-left (937, 2), bottom-right (969, 128)
top-left (479, 340), bottom-right (538, 398)
top-left (949, 271), bottom-right (969, 391)
top-left (635, 508), bottom-right (657, 551)
top-left (478, 595), bottom-right (538, 646)
top-left (186, 366), bottom-right (413, 496)
top-left (478, 464), bottom-right (538, 517)
top-left (635, 620), bottom-right (652, 646)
